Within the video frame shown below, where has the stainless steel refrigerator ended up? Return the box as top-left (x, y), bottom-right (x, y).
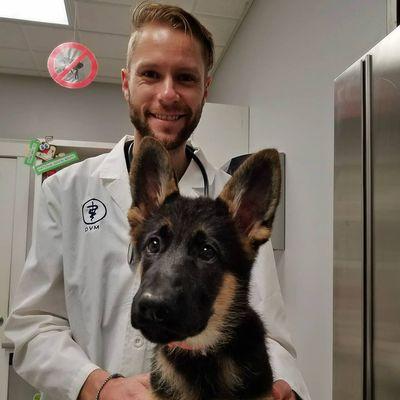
top-left (334, 27), bottom-right (400, 399)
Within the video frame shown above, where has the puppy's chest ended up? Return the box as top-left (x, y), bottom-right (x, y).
top-left (152, 349), bottom-right (268, 400)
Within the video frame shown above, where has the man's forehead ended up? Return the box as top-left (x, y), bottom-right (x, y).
top-left (135, 23), bottom-right (200, 49)
top-left (131, 23), bottom-right (204, 63)
top-left (136, 24), bottom-right (170, 43)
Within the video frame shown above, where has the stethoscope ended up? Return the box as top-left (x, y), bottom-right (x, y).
top-left (127, 141), bottom-right (209, 266)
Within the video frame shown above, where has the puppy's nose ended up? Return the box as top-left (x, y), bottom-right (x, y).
top-left (138, 292), bottom-right (171, 323)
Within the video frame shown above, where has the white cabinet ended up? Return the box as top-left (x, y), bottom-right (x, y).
top-left (192, 102), bottom-right (249, 167)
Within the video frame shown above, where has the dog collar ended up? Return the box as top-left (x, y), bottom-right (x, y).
top-left (167, 340), bottom-right (207, 354)
top-left (167, 340), bottom-right (195, 351)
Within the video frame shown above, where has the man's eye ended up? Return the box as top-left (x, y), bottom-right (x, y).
top-left (146, 237), bottom-right (160, 253)
top-left (198, 244), bottom-right (217, 262)
top-left (142, 71), bottom-right (159, 79)
top-left (179, 73), bottom-right (196, 82)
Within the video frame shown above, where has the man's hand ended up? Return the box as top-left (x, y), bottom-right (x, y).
top-left (272, 379), bottom-right (297, 400)
top-left (79, 369), bottom-right (152, 400)
top-left (100, 373), bottom-right (152, 400)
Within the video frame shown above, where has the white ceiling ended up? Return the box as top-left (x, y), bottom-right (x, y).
top-left (0, 0), bottom-right (253, 84)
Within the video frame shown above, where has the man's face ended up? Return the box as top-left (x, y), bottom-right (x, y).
top-left (122, 23), bottom-right (211, 150)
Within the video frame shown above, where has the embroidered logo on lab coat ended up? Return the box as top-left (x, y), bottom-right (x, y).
top-left (82, 198), bottom-right (107, 225)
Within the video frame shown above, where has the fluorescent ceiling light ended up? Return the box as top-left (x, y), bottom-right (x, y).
top-left (0, 0), bottom-right (69, 25)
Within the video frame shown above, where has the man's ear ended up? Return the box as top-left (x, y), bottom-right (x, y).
top-left (121, 68), bottom-right (130, 102)
top-left (218, 149), bottom-right (281, 250)
top-left (204, 75), bottom-right (212, 100)
top-left (128, 137), bottom-right (179, 235)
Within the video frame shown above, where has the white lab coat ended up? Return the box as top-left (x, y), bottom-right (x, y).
top-left (5, 136), bottom-right (310, 400)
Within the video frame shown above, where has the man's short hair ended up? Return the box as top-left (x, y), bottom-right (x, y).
top-left (127, 2), bottom-right (214, 74)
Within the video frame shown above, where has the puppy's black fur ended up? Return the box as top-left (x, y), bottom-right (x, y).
top-left (128, 137), bottom-right (281, 400)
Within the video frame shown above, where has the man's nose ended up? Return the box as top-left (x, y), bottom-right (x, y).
top-left (159, 76), bottom-right (179, 103)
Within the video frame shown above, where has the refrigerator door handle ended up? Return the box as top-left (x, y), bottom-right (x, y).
top-left (363, 53), bottom-right (373, 400)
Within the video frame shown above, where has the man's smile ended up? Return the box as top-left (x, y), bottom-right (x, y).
top-left (149, 112), bottom-right (186, 121)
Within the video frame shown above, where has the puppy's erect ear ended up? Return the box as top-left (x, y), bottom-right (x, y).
top-left (218, 149), bottom-right (281, 250)
top-left (128, 137), bottom-right (178, 236)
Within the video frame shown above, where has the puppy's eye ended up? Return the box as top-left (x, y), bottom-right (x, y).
top-left (147, 237), bottom-right (160, 254)
top-left (199, 244), bottom-right (216, 262)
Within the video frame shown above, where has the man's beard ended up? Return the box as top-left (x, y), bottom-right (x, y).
top-left (129, 103), bottom-right (203, 150)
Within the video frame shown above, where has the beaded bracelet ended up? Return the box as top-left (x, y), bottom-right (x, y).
top-left (95, 373), bottom-right (124, 400)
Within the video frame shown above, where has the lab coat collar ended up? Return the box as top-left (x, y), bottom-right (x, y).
top-left (179, 145), bottom-right (217, 197)
top-left (95, 135), bottom-right (131, 180)
top-left (93, 135), bottom-right (132, 213)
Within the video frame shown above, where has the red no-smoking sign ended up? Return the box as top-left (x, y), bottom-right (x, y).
top-left (47, 42), bottom-right (98, 89)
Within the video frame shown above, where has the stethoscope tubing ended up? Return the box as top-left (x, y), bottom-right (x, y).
top-left (185, 144), bottom-right (209, 198)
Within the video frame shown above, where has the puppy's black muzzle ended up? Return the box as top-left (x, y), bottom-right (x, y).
top-left (131, 288), bottom-right (185, 344)
top-left (134, 291), bottom-right (172, 324)
top-left (131, 281), bottom-right (209, 344)
top-left (131, 255), bottom-right (214, 344)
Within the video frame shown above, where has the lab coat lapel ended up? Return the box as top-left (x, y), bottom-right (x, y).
top-left (179, 147), bottom-right (217, 198)
top-left (104, 177), bottom-right (131, 214)
top-left (94, 136), bottom-right (132, 214)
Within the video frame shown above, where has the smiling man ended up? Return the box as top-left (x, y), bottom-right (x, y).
top-left (123, 23), bottom-right (209, 147)
top-left (5, 3), bottom-right (310, 400)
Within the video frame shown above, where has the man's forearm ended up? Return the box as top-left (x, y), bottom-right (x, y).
top-left (78, 371), bottom-right (152, 400)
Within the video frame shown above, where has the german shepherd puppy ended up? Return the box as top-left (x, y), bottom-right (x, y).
top-left (128, 137), bottom-right (281, 400)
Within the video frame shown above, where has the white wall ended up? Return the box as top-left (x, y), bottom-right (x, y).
top-left (0, 73), bottom-right (131, 143)
top-left (208, 1), bottom-right (387, 399)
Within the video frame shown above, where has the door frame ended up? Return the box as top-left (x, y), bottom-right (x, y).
top-left (0, 139), bottom-right (31, 400)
